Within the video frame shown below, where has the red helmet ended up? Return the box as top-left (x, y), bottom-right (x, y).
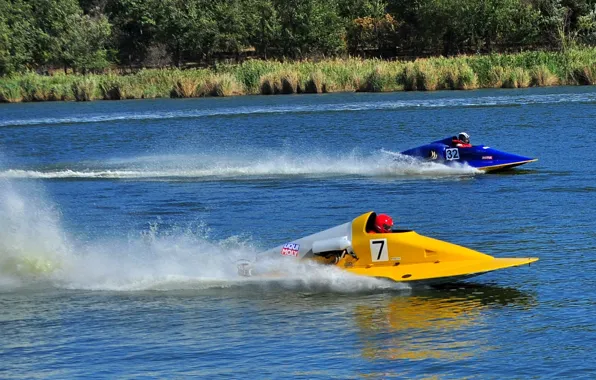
top-left (374, 214), bottom-right (393, 233)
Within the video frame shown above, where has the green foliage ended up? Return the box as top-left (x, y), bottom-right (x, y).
top-left (345, 1), bottom-right (399, 55)
top-left (361, 65), bottom-right (399, 92)
top-left (232, 60), bottom-right (281, 94)
top-left (304, 70), bottom-right (327, 93)
top-left (61, 14), bottom-right (112, 73)
top-left (531, 65), bottom-right (559, 87)
top-left (4, 0), bottom-right (596, 76)
top-left (0, 79), bottom-right (23, 102)
top-left (209, 73), bottom-right (243, 96)
top-left (4, 48), bottom-right (596, 101)
top-left (72, 76), bottom-right (99, 101)
top-left (388, 0), bottom-right (541, 55)
top-left (415, 61), bottom-right (440, 91)
top-left (107, 0), bottom-right (159, 66)
top-left (244, 0), bottom-right (281, 58)
top-left (212, 0), bottom-right (251, 55)
top-left (275, 0), bottom-right (346, 58)
top-left (0, 0), bottom-right (112, 75)
top-left (152, 0), bottom-right (219, 67)
top-left (0, 1), bottom-right (39, 76)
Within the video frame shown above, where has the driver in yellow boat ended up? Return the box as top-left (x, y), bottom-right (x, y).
top-left (372, 214), bottom-right (393, 233)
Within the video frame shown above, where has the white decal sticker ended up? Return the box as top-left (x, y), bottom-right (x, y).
top-left (370, 239), bottom-right (389, 262)
top-left (281, 243), bottom-right (300, 257)
top-left (445, 148), bottom-right (460, 161)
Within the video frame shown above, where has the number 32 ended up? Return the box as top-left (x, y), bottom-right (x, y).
top-left (445, 148), bottom-right (460, 161)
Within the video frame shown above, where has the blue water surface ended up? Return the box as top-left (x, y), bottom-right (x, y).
top-left (0, 87), bottom-right (595, 378)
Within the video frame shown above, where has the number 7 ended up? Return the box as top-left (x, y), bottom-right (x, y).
top-left (372, 240), bottom-right (385, 260)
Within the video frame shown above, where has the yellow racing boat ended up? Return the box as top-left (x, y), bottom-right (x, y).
top-left (238, 211), bottom-right (538, 285)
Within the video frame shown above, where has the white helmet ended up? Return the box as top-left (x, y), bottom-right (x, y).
top-left (458, 132), bottom-right (470, 144)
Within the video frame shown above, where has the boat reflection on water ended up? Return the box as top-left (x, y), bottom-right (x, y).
top-left (354, 283), bottom-right (536, 361)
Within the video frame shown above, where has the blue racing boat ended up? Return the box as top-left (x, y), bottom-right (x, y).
top-left (401, 132), bottom-right (537, 172)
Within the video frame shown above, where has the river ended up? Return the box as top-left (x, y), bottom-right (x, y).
top-left (1, 87), bottom-right (595, 378)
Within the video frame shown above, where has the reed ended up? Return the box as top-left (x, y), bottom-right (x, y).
top-left (415, 60), bottom-right (440, 91)
top-left (304, 70), bottom-right (326, 93)
top-left (487, 66), bottom-right (505, 88)
top-left (361, 65), bottom-right (385, 92)
top-left (502, 67), bottom-right (531, 88)
top-left (318, 58), bottom-right (363, 92)
top-left (442, 65), bottom-right (460, 90)
top-left (47, 77), bottom-right (75, 101)
top-left (121, 77), bottom-right (148, 99)
top-left (401, 62), bottom-right (418, 91)
top-left (259, 73), bottom-right (281, 95)
top-left (99, 75), bottom-right (123, 100)
top-left (134, 69), bottom-right (176, 98)
top-left (19, 74), bottom-right (43, 101)
top-left (531, 65), bottom-right (558, 87)
top-left (3, 47), bottom-right (596, 102)
top-left (570, 65), bottom-right (596, 85)
top-left (173, 77), bottom-right (199, 98)
top-left (279, 70), bottom-right (299, 94)
top-left (205, 73), bottom-right (243, 96)
top-left (72, 76), bottom-right (99, 101)
top-left (458, 64), bottom-right (478, 90)
top-left (233, 60), bottom-right (281, 94)
top-left (0, 80), bottom-right (23, 103)
top-left (501, 67), bottom-right (518, 88)
top-left (361, 63), bottom-right (403, 92)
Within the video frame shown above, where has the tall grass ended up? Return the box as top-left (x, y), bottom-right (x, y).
top-left (531, 65), bottom-right (559, 87)
top-left (2, 48), bottom-right (596, 103)
top-left (72, 76), bottom-right (99, 101)
top-left (0, 80), bottom-right (23, 102)
top-left (304, 70), bottom-right (327, 93)
top-left (360, 65), bottom-right (400, 92)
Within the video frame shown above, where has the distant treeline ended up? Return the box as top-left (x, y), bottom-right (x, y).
top-left (1, 0), bottom-right (596, 76)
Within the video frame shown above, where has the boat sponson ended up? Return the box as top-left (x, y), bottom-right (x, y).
top-left (345, 257), bottom-right (539, 283)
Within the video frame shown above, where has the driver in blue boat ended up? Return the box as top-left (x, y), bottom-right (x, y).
top-left (371, 214), bottom-right (393, 233)
top-left (452, 132), bottom-right (472, 147)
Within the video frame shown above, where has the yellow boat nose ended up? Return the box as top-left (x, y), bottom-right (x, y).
top-left (345, 256), bottom-right (538, 283)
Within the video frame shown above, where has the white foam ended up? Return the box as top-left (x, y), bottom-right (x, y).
top-left (0, 150), bottom-right (479, 180)
top-left (0, 179), bottom-right (71, 288)
top-left (0, 177), bottom-right (409, 293)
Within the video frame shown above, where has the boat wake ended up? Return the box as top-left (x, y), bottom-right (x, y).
top-left (0, 178), bottom-right (404, 293)
top-left (0, 149), bottom-right (479, 181)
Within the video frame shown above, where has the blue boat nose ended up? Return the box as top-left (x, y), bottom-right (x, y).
top-left (473, 147), bottom-right (536, 171)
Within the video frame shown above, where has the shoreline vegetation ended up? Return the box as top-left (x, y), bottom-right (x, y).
top-left (1, 49), bottom-right (596, 103)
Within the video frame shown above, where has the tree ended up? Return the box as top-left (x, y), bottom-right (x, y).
top-left (106, 0), bottom-right (158, 66)
top-left (387, 0), bottom-right (541, 56)
top-left (274, 0), bottom-right (346, 58)
top-left (0, 0), bottom-right (40, 75)
top-left (343, 1), bottom-right (400, 57)
top-left (0, 0), bottom-right (113, 73)
top-left (60, 13), bottom-right (112, 72)
top-left (211, 0), bottom-right (251, 59)
top-left (245, 0), bottom-right (282, 58)
top-left (152, 0), bottom-right (217, 67)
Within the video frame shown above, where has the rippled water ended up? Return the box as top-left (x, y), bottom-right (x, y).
top-left (1, 87), bottom-right (595, 378)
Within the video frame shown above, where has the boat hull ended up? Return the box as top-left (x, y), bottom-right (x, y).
top-left (344, 257), bottom-right (538, 284)
top-left (401, 137), bottom-right (537, 171)
top-left (243, 212), bottom-right (539, 285)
